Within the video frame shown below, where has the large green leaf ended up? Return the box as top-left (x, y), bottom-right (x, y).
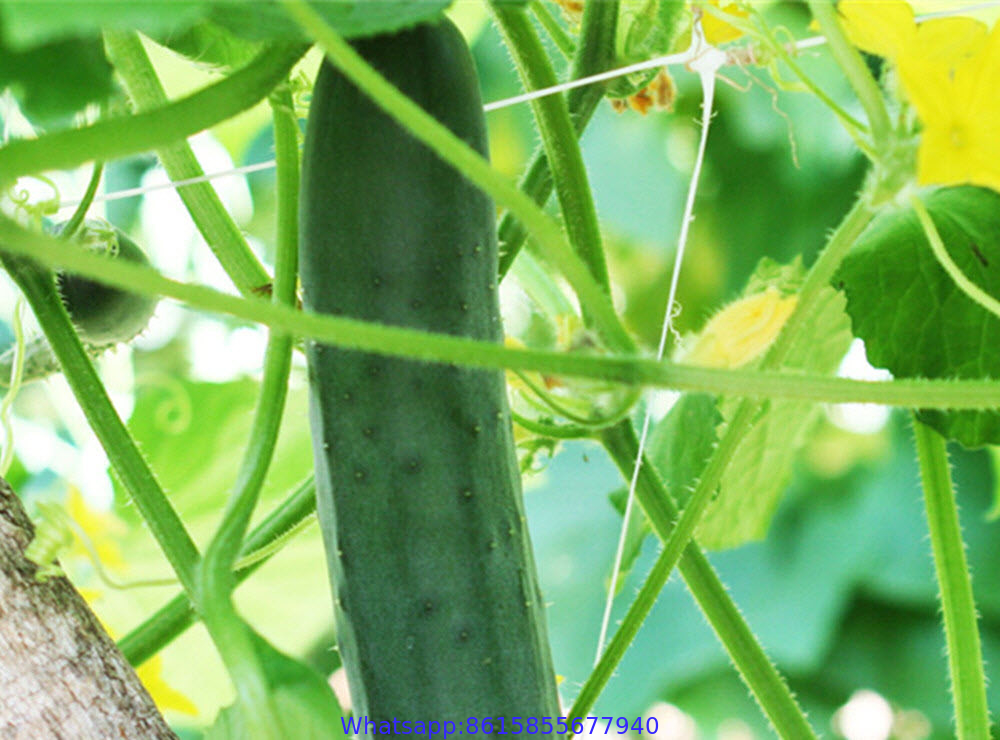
top-left (0, 0), bottom-right (452, 121)
top-left (113, 377), bottom-right (310, 523)
top-left (835, 186), bottom-right (1000, 447)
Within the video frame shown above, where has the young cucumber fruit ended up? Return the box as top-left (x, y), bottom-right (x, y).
top-left (300, 19), bottom-right (559, 726)
top-left (54, 219), bottom-right (158, 346)
top-left (0, 219), bottom-right (158, 385)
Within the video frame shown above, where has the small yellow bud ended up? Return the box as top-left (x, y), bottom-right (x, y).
top-left (678, 287), bottom-right (797, 368)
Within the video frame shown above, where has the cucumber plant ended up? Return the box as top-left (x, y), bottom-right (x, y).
top-left (0, 1), bottom-right (998, 738)
top-left (299, 19), bottom-right (560, 723)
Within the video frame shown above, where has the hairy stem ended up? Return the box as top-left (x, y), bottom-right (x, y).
top-left (195, 84), bottom-right (300, 736)
top-left (591, 423), bottom-right (818, 738)
top-left (807, 0), bottom-right (891, 155)
top-left (102, 31), bottom-right (272, 297)
top-left (5, 215), bottom-right (1000, 409)
top-left (913, 419), bottom-right (991, 739)
top-left (492, 2), bottom-right (611, 294)
top-left (498, 0), bottom-right (619, 278)
top-left (118, 477), bottom-right (317, 667)
top-left (0, 256), bottom-right (200, 594)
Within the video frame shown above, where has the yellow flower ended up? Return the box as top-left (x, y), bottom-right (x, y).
top-left (839, 0), bottom-right (915, 58)
top-left (66, 486), bottom-right (126, 571)
top-left (136, 655), bottom-right (199, 716)
top-left (702, 0), bottom-right (750, 45)
top-left (678, 287), bottom-right (797, 368)
top-left (80, 590), bottom-right (199, 717)
top-left (840, 0), bottom-right (1000, 192)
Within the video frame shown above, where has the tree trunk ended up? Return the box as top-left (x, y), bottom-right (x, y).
top-left (0, 477), bottom-right (177, 739)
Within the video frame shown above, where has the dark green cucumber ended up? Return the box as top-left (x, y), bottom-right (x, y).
top-left (300, 19), bottom-right (559, 727)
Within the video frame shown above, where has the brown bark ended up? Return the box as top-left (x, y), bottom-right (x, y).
top-left (0, 477), bottom-right (177, 739)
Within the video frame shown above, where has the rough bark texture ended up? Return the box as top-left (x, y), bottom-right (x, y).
top-left (0, 477), bottom-right (177, 739)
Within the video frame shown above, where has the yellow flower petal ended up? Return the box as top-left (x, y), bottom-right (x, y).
top-left (903, 20), bottom-right (1000, 193)
top-left (839, 0), bottom-right (915, 59)
top-left (136, 654), bottom-right (199, 717)
top-left (914, 16), bottom-right (988, 66)
top-left (66, 487), bottom-right (126, 571)
top-left (702, 1), bottom-right (749, 45)
top-left (679, 288), bottom-right (797, 369)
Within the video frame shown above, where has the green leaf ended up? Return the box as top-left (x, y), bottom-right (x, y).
top-left (0, 36), bottom-right (114, 125)
top-left (205, 630), bottom-right (346, 740)
top-left (648, 393), bottom-right (721, 496)
top-left (155, 18), bottom-right (263, 71)
top-left (113, 377), bottom-right (313, 524)
top-left (0, 3), bottom-right (209, 49)
top-left (835, 186), bottom-right (1000, 447)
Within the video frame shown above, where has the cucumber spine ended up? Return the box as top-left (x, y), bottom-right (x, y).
top-left (300, 18), bottom-right (559, 727)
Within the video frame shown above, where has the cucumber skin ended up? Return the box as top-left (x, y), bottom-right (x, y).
top-left (300, 19), bottom-right (559, 727)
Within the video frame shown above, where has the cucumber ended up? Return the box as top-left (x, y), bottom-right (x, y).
top-left (54, 219), bottom-right (158, 346)
top-left (0, 219), bottom-right (158, 385)
top-left (300, 19), bottom-right (559, 727)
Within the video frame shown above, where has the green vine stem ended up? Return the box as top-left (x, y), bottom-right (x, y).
top-left (0, 255), bottom-right (201, 594)
top-left (193, 85), bottom-right (299, 735)
top-left (807, 0), bottom-right (892, 157)
top-left (491, 2), bottom-right (612, 294)
top-left (0, 43), bottom-right (307, 189)
top-left (118, 476), bottom-right (317, 667)
top-left (579, 195), bottom-right (878, 723)
top-left (591, 423), bottom-right (818, 738)
top-left (61, 162), bottom-right (105, 238)
top-left (530, 0), bottom-right (576, 58)
top-left (281, 0), bottom-right (634, 354)
top-left (498, 0), bottom-right (618, 278)
top-left (912, 419), bottom-right (991, 739)
top-left (102, 31), bottom-right (272, 298)
top-left (5, 215), bottom-right (1000, 409)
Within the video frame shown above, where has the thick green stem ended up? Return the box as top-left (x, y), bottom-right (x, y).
top-left (913, 420), bottom-right (991, 739)
top-left (807, 0), bottom-right (891, 156)
top-left (281, 0), bottom-right (634, 353)
top-left (592, 423), bottom-right (818, 739)
top-left (195, 85), bottom-right (300, 737)
top-left (119, 477), bottom-right (317, 667)
top-left (498, 0), bottom-right (619, 278)
top-left (0, 256), bottom-right (200, 594)
top-left (102, 31), bottom-right (272, 297)
top-left (492, 3), bottom-right (611, 295)
top-left (0, 44), bottom-right (306, 188)
top-left (5, 215), bottom-right (1000, 409)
